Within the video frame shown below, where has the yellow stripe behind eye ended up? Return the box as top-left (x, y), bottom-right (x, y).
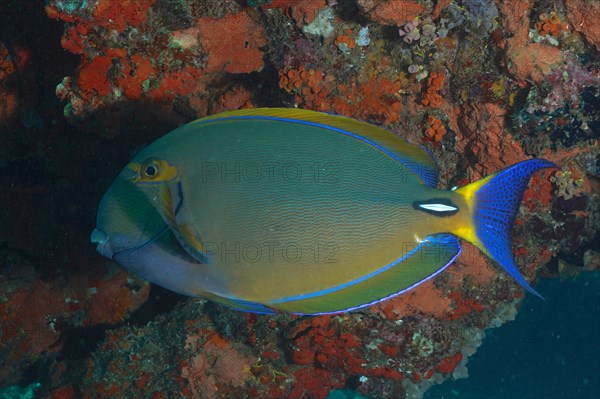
top-left (161, 186), bottom-right (177, 226)
top-left (154, 160), bottom-right (178, 182)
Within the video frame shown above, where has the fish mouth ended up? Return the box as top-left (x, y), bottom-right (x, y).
top-left (92, 168), bottom-right (170, 261)
top-left (90, 228), bottom-right (141, 261)
top-left (92, 187), bottom-right (184, 261)
top-left (91, 219), bottom-right (170, 262)
top-left (91, 228), bottom-right (113, 258)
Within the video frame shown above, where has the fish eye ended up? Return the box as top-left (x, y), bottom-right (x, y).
top-left (141, 161), bottom-right (160, 179)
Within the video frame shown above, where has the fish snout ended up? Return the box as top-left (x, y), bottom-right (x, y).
top-left (91, 228), bottom-right (115, 259)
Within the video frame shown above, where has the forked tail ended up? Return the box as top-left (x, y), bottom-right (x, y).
top-left (455, 159), bottom-right (558, 298)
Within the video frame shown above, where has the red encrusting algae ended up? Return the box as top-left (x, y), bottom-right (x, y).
top-left (437, 352), bottom-right (463, 374)
top-left (197, 12), bottom-right (267, 74)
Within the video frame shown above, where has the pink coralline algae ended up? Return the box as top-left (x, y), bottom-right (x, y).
top-left (527, 58), bottom-right (600, 115)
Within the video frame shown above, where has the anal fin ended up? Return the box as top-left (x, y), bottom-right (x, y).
top-left (269, 234), bottom-right (461, 314)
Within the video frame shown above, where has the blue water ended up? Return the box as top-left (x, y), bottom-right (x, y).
top-left (425, 271), bottom-right (600, 399)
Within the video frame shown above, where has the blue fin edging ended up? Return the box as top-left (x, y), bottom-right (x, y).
top-left (474, 159), bottom-right (557, 299)
top-left (229, 299), bottom-right (276, 314)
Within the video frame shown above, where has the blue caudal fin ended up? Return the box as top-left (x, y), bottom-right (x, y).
top-left (456, 159), bottom-right (558, 299)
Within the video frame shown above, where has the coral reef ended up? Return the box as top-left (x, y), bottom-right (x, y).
top-left (532, 11), bottom-right (568, 42)
top-left (358, 0), bottom-right (425, 26)
top-left (565, 0), bottom-right (600, 51)
top-left (0, 41), bottom-right (19, 145)
top-left (421, 71), bottom-right (445, 107)
top-left (46, 1), bottom-right (264, 127)
top-left (0, 42), bottom-right (16, 80)
top-left (495, 0), bottom-right (563, 86)
top-left (551, 169), bottom-right (585, 200)
top-left (424, 115), bottom-right (447, 143)
top-left (0, 256), bottom-right (150, 384)
top-left (41, 280), bottom-right (520, 399)
top-left (0, 0), bottom-right (598, 398)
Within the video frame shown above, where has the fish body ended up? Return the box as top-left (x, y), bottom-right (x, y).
top-left (92, 108), bottom-right (556, 314)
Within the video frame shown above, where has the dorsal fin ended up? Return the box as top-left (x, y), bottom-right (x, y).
top-left (193, 108), bottom-right (439, 187)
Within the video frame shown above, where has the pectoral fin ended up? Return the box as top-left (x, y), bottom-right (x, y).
top-left (159, 183), bottom-right (210, 263)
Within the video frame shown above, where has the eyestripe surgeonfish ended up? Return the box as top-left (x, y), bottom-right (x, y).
top-left (91, 108), bottom-right (557, 314)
